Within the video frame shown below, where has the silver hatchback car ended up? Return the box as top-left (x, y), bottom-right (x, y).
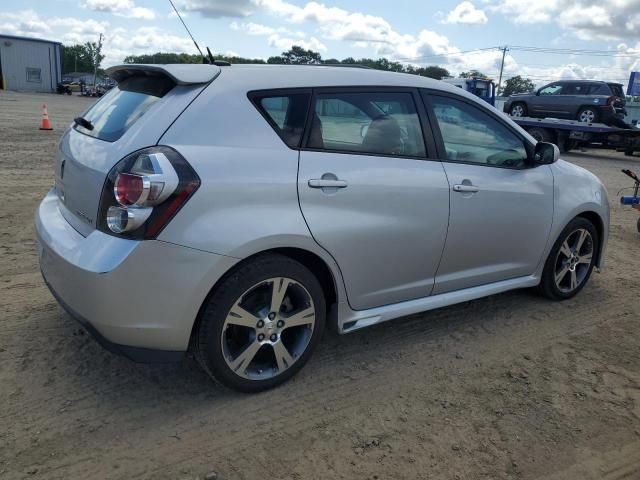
top-left (36, 64), bottom-right (609, 391)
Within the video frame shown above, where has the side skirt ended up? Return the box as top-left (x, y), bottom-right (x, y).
top-left (338, 275), bottom-right (539, 333)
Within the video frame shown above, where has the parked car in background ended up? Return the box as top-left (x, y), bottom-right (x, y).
top-left (36, 64), bottom-right (609, 392)
top-left (504, 80), bottom-right (627, 124)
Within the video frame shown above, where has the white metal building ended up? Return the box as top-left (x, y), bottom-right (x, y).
top-left (0, 34), bottom-right (62, 92)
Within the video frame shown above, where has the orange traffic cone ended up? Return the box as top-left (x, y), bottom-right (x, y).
top-left (39, 104), bottom-right (53, 130)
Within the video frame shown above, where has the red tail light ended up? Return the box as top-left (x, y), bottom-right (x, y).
top-left (114, 173), bottom-right (146, 206)
top-left (98, 146), bottom-right (200, 239)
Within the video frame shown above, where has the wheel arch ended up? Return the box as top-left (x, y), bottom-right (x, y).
top-left (189, 246), bottom-right (341, 349)
top-left (575, 210), bottom-right (605, 266)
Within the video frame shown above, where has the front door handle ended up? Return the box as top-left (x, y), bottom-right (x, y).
top-left (308, 179), bottom-right (348, 189)
top-left (452, 184), bottom-right (479, 193)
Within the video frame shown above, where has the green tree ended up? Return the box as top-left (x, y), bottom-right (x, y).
top-left (61, 44), bottom-right (96, 73)
top-left (268, 46), bottom-right (323, 64)
top-left (459, 70), bottom-right (486, 78)
top-left (116, 46), bottom-right (451, 81)
top-left (501, 75), bottom-right (535, 96)
top-left (414, 65), bottom-right (450, 80)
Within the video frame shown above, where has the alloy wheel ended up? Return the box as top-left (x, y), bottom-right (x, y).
top-left (579, 109), bottom-right (596, 123)
top-left (554, 228), bottom-right (594, 293)
top-left (511, 105), bottom-right (524, 117)
top-left (221, 277), bottom-right (316, 380)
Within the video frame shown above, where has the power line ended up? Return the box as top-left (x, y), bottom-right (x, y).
top-left (391, 46), bottom-right (501, 63)
top-left (509, 45), bottom-right (640, 58)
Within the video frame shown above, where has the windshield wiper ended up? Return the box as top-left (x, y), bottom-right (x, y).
top-left (74, 116), bottom-right (94, 131)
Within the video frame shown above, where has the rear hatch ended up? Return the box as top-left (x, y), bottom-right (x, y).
top-left (55, 64), bottom-right (220, 236)
top-left (607, 82), bottom-right (626, 107)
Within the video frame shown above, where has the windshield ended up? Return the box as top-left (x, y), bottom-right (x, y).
top-left (74, 75), bottom-right (174, 142)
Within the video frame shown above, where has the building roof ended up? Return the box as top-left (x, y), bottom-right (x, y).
top-left (0, 33), bottom-right (62, 45)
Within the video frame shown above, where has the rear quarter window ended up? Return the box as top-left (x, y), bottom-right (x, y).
top-left (249, 90), bottom-right (311, 148)
top-left (73, 75), bottom-right (174, 142)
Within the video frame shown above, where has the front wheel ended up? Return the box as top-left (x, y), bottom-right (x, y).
top-left (194, 254), bottom-right (326, 392)
top-left (537, 217), bottom-right (599, 300)
top-left (510, 102), bottom-right (527, 117)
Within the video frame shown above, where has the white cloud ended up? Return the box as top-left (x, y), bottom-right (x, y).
top-left (0, 10), bottom-right (52, 37)
top-left (230, 21), bottom-right (318, 53)
top-left (267, 34), bottom-right (326, 52)
top-left (230, 21), bottom-right (277, 36)
top-left (489, 0), bottom-right (640, 39)
top-left (81, 0), bottom-right (155, 19)
top-left (442, 2), bottom-right (488, 25)
top-left (487, 0), bottom-right (558, 24)
top-left (178, 0), bottom-right (256, 17)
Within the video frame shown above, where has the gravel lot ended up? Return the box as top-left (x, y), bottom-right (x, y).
top-left (1, 91), bottom-right (640, 480)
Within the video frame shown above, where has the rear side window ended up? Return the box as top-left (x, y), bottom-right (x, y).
top-left (74, 75), bottom-right (174, 142)
top-left (565, 83), bottom-right (591, 95)
top-left (250, 91), bottom-right (311, 148)
top-left (307, 91), bottom-right (426, 157)
top-left (608, 83), bottom-right (624, 97)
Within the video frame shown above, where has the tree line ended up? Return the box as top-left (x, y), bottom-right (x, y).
top-left (61, 43), bottom-right (536, 94)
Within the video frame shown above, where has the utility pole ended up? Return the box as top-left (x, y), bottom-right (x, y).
top-left (497, 45), bottom-right (509, 96)
top-left (93, 33), bottom-right (103, 89)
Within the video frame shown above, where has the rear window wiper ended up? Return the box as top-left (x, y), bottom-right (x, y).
top-left (74, 116), bottom-right (94, 131)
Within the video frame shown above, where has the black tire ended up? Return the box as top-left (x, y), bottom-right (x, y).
top-left (637, 217), bottom-right (640, 234)
top-left (527, 127), bottom-right (554, 143)
top-left (194, 254), bottom-right (326, 392)
top-left (537, 217), bottom-right (599, 300)
top-left (624, 148), bottom-right (634, 157)
top-left (510, 102), bottom-right (527, 117)
top-left (577, 107), bottom-right (599, 123)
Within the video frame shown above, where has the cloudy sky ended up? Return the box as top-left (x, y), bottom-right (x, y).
top-left (1, 0), bottom-right (639, 87)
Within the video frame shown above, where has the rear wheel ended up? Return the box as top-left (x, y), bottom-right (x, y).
top-left (510, 102), bottom-right (527, 117)
top-left (527, 127), bottom-right (554, 143)
top-left (537, 217), bottom-right (598, 300)
top-left (577, 107), bottom-right (599, 123)
top-left (195, 254), bottom-right (326, 392)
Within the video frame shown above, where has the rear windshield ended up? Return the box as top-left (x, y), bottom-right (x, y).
top-left (73, 75), bottom-right (174, 142)
top-left (607, 83), bottom-right (624, 97)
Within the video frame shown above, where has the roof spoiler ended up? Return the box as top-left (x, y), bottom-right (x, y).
top-left (106, 64), bottom-right (221, 86)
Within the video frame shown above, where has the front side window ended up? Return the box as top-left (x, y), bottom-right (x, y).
top-left (431, 96), bottom-right (528, 168)
top-left (539, 83), bottom-right (563, 95)
top-left (250, 91), bottom-right (310, 148)
top-left (26, 67), bottom-right (41, 83)
top-left (307, 91), bottom-right (426, 157)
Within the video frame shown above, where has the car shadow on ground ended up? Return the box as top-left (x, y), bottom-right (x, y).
top-left (41, 282), bottom-right (591, 409)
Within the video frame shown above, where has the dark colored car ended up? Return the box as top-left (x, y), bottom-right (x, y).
top-left (504, 80), bottom-right (627, 124)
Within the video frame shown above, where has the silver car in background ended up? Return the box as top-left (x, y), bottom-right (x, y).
top-left (36, 64), bottom-right (610, 392)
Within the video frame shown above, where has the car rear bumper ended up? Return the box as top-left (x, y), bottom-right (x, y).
top-left (35, 188), bottom-right (239, 359)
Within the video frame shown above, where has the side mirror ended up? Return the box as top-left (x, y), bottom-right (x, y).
top-left (533, 142), bottom-right (559, 165)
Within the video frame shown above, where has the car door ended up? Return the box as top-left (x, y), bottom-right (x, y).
top-left (529, 82), bottom-right (565, 117)
top-left (422, 91), bottom-right (554, 294)
top-left (297, 88), bottom-right (450, 310)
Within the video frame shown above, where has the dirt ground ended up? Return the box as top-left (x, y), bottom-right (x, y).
top-left (1, 90), bottom-right (640, 480)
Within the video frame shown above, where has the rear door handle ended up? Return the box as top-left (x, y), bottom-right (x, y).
top-left (308, 179), bottom-right (348, 189)
top-left (452, 184), bottom-right (479, 193)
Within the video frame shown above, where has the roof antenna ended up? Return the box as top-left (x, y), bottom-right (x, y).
top-left (168, 0), bottom-right (208, 64)
top-left (206, 46), bottom-right (215, 64)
